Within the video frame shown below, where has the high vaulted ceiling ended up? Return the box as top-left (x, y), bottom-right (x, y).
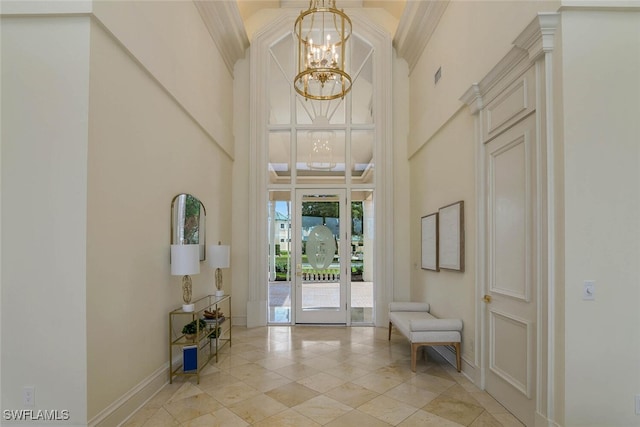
top-left (236, 0), bottom-right (407, 23)
top-left (195, 1), bottom-right (448, 75)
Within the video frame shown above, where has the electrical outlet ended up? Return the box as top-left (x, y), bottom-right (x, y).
top-left (635, 394), bottom-right (640, 415)
top-left (23, 386), bottom-right (35, 406)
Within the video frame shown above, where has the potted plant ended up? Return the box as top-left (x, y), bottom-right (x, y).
top-left (208, 326), bottom-right (221, 340)
top-left (182, 319), bottom-right (207, 340)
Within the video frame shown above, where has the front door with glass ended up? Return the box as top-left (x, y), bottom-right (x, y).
top-left (295, 190), bottom-right (347, 324)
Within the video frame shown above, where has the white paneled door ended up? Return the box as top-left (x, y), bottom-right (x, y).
top-left (484, 115), bottom-right (537, 426)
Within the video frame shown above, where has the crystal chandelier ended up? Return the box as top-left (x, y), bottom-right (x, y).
top-left (294, 0), bottom-right (352, 101)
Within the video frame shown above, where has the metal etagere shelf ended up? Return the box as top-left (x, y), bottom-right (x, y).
top-left (168, 294), bottom-right (231, 384)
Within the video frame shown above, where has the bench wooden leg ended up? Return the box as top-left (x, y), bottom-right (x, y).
top-left (388, 322), bottom-right (392, 341)
top-left (454, 342), bottom-right (461, 372)
top-left (411, 343), bottom-right (420, 372)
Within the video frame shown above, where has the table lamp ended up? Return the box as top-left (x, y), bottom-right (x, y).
top-left (171, 244), bottom-right (200, 312)
top-left (208, 242), bottom-right (230, 297)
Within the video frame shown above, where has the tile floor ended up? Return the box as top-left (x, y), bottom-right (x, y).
top-left (124, 326), bottom-right (524, 426)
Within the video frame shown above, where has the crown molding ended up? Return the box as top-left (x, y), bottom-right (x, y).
top-left (393, 0), bottom-right (449, 73)
top-left (194, 0), bottom-right (250, 75)
top-left (513, 13), bottom-right (560, 62)
top-left (460, 13), bottom-right (559, 113)
top-left (460, 84), bottom-right (483, 116)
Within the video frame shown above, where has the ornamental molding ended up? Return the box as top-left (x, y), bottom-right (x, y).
top-left (194, 0), bottom-right (250, 75)
top-left (513, 13), bottom-right (561, 62)
top-left (393, 0), bottom-right (449, 73)
top-left (460, 12), bottom-right (559, 113)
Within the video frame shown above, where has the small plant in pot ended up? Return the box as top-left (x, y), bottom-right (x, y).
top-left (208, 326), bottom-right (221, 340)
top-left (182, 319), bottom-right (207, 341)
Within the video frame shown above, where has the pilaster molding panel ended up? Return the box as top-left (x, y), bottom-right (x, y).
top-left (194, 0), bottom-right (250, 75)
top-left (393, 0), bottom-right (449, 72)
top-left (488, 309), bottom-right (534, 398)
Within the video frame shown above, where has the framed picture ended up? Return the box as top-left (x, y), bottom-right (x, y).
top-left (421, 212), bottom-right (439, 271)
top-left (438, 201), bottom-right (464, 271)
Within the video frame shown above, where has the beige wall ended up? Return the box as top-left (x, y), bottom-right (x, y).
top-left (392, 52), bottom-right (412, 303)
top-left (407, 0), bottom-right (559, 376)
top-left (1, 15), bottom-right (91, 423)
top-left (86, 18), bottom-right (233, 420)
top-left (408, 1), bottom-right (560, 155)
top-left (409, 109), bottom-right (476, 363)
top-left (560, 9), bottom-right (640, 425)
top-left (407, 1), bottom-right (640, 425)
top-left (1, 1), bottom-right (236, 423)
top-left (231, 55), bottom-right (250, 326)
top-left (92, 0), bottom-right (235, 158)
top-left (86, 2), bottom-right (236, 420)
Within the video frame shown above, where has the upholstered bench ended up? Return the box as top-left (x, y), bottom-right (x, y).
top-left (388, 302), bottom-right (463, 372)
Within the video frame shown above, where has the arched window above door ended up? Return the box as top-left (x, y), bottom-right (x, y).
top-left (266, 25), bottom-right (376, 186)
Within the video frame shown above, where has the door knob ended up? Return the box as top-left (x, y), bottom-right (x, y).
top-left (483, 294), bottom-right (492, 303)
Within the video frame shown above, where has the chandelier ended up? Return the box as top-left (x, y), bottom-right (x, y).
top-left (294, 0), bottom-right (352, 101)
top-left (307, 130), bottom-right (336, 170)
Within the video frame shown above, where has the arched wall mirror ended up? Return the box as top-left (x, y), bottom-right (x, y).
top-left (171, 193), bottom-right (206, 260)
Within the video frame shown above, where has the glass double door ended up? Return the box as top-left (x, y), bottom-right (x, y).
top-left (294, 190), bottom-right (347, 324)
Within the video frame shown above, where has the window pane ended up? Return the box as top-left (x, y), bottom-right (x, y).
top-left (301, 195), bottom-right (341, 311)
top-left (296, 97), bottom-right (345, 125)
top-left (351, 50), bottom-right (373, 125)
top-left (268, 192), bottom-right (291, 323)
top-left (350, 189), bottom-right (374, 323)
top-left (351, 130), bottom-right (374, 184)
top-left (268, 131), bottom-right (291, 184)
top-left (296, 130), bottom-right (345, 184)
top-left (269, 35), bottom-right (293, 124)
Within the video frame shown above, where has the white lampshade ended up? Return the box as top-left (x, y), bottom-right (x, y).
top-left (171, 244), bottom-right (200, 275)
top-left (208, 245), bottom-right (230, 269)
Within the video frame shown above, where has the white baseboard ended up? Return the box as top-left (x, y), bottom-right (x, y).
top-left (88, 363), bottom-right (168, 427)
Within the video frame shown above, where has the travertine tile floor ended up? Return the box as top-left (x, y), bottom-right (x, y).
top-left (124, 326), bottom-right (524, 426)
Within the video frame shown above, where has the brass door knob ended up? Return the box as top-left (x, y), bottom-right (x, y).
top-left (483, 294), bottom-right (492, 303)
